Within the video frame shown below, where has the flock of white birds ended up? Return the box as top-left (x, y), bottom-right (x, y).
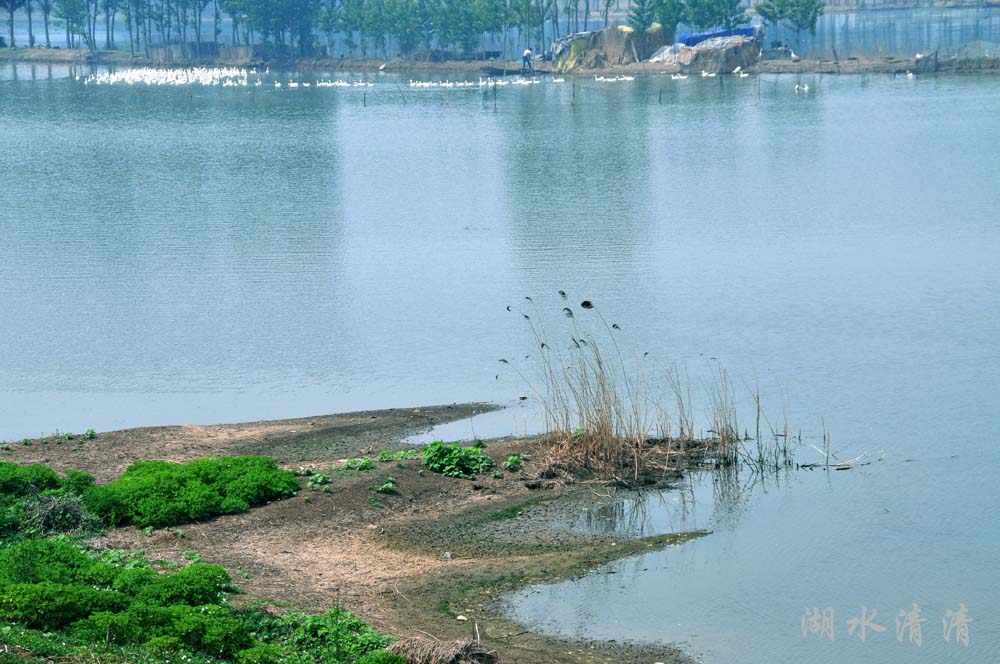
top-left (76, 65), bottom-right (834, 92)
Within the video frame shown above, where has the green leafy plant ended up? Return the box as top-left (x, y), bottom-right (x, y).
top-left (370, 476), bottom-right (397, 494)
top-left (84, 429), bottom-right (97, 440)
top-left (502, 455), bottom-right (523, 472)
top-left (306, 473), bottom-right (331, 490)
top-left (344, 458), bottom-right (374, 471)
top-left (421, 441), bottom-right (494, 479)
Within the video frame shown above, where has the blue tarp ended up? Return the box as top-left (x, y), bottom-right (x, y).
top-left (676, 27), bottom-right (756, 47)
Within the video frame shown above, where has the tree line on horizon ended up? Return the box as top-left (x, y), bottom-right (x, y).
top-left (2, 0), bottom-right (821, 59)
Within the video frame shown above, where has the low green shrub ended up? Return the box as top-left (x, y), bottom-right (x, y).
top-left (0, 463), bottom-right (62, 495)
top-left (285, 609), bottom-right (392, 661)
top-left (86, 456), bottom-right (298, 529)
top-left (0, 582), bottom-right (130, 630)
top-left (137, 562), bottom-right (235, 606)
top-left (421, 441), bottom-right (494, 479)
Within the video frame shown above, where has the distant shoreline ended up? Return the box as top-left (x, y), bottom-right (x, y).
top-left (4, 47), bottom-right (999, 77)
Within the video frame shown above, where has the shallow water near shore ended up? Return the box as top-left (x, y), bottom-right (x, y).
top-left (2, 66), bottom-right (998, 661)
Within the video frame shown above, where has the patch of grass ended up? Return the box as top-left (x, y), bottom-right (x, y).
top-left (421, 441), bottom-right (494, 479)
top-left (377, 449), bottom-right (420, 463)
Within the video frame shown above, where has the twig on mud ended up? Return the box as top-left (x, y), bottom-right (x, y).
top-left (393, 581), bottom-right (411, 603)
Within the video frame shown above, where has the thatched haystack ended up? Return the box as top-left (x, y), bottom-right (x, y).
top-left (387, 638), bottom-right (500, 664)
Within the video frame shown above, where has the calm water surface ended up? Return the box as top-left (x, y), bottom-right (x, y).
top-left (1, 65), bottom-right (998, 662)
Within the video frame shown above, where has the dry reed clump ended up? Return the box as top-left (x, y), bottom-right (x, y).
top-left (501, 296), bottom-right (677, 485)
top-left (502, 294), bottom-right (798, 485)
top-left (387, 637), bottom-right (500, 664)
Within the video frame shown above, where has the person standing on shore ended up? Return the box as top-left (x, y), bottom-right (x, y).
top-left (522, 48), bottom-right (533, 72)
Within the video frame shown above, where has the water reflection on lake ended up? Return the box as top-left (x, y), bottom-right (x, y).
top-left (1, 65), bottom-right (998, 663)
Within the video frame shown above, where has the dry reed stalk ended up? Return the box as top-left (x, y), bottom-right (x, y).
top-left (388, 637), bottom-right (500, 664)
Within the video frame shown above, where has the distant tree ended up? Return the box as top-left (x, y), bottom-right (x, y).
top-left (682, 0), bottom-right (744, 31)
top-left (627, 0), bottom-right (653, 31)
top-left (2, 0), bottom-right (26, 47)
top-left (38, 0), bottom-right (53, 47)
top-left (54, 0), bottom-right (90, 48)
top-left (627, 0), bottom-right (653, 53)
top-left (785, 0), bottom-right (822, 45)
top-left (25, 0), bottom-right (35, 46)
top-left (754, 0), bottom-right (786, 28)
top-left (653, 0), bottom-right (682, 42)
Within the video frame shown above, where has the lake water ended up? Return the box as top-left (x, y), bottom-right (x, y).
top-left (1, 65), bottom-right (998, 662)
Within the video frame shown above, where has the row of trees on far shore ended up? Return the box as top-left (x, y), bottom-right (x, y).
top-left (2, 0), bottom-right (821, 58)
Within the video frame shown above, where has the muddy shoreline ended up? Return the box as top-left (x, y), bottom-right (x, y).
top-left (4, 404), bottom-right (702, 663)
top-left (5, 46), bottom-right (999, 77)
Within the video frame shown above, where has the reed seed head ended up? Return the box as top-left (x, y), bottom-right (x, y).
top-left (558, 290), bottom-right (567, 299)
top-left (580, 300), bottom-right (594, 309)
top-left (563, 307), bottom-right (574, 318)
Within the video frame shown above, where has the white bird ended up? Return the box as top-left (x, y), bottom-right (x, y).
top-left (378, 62), bottom-right (387, 71)
top-left (906, 71), bottom-right (914, 78)
top-left (671, 73), bottom-right (688, 80)
top-left (733, 65), bottom-right (742, 74)
top-left (739, 71), bottom-right (749, 78)
top-left (701, 70), bottom-right (716, 78)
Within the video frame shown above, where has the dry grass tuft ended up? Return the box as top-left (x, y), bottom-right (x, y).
top-left (388, 637), bottom-right (500, 664)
